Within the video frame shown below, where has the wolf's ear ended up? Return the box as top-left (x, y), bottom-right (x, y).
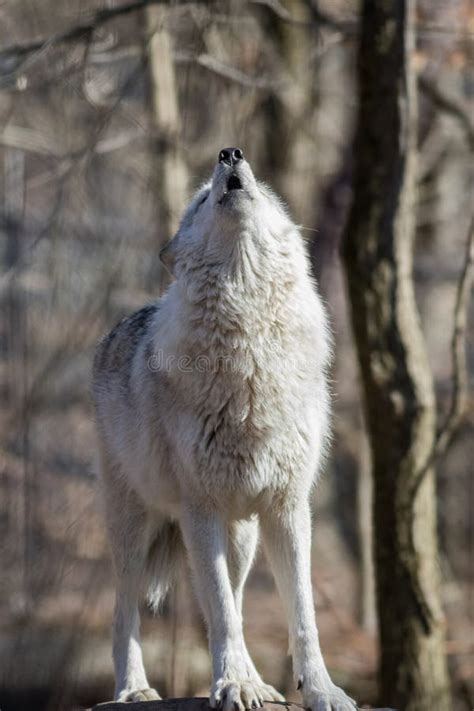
top-left (159, 234), bottom-right (179, 276)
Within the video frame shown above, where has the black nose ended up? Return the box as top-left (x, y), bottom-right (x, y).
top-left (218, 147), bottom-right (244, 166)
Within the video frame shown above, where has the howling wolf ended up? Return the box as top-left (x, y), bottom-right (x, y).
top-left (93, 147), bottom-right (356, 711)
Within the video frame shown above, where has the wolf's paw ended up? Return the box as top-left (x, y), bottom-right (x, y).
top-left (118, 687), bottom-right (161, 702)
top-left (211, 678), bottom-right (273, 711)
top-left (257, 682), bottom-right (285, 703)
top-left (301, 679), bottom-right (357, 711)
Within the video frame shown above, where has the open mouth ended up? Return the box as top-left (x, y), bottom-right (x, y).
top-left (227, 174), bottom-right (242, 191)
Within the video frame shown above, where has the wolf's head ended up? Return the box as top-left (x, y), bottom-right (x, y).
top-left (160, 148), bottom-right (295, 278)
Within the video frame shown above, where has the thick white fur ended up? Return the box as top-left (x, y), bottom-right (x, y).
top-left (93, 155), bottom-right (357, 711)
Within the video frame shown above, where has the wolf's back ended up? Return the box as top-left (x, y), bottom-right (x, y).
top-left (92, 302), bottom-right (159, 399)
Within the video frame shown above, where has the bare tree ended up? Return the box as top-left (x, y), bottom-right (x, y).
top-left (341, 1), bottom-right (451, 709)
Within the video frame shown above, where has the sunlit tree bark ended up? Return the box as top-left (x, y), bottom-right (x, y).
top-left (145, 5), bottom-right (188, 292)
top-left (341, 1), bottom-right (451, 709)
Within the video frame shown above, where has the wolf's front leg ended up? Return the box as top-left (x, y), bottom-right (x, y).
top-left (227, 520), bottom-right (284, 703)
top-left (261, 502), bottom-right (357, 711)
top-left (180, 504), bottom-right (265, 711)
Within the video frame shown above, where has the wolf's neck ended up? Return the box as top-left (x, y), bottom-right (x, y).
top-left (181, 234), bottom-right (296, 344)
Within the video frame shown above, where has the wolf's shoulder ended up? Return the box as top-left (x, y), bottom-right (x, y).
top-left (93, 302), bottom-right (159, 383)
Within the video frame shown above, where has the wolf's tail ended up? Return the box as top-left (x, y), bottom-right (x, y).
top-left (145, 520), bottom-right (186, 612)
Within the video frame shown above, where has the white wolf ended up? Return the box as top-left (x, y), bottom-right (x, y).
top-left (92, 147), bottom-right (357, 711)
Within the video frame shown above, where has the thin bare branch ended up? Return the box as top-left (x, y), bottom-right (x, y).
top-left (0, 124), bottom-right (144, 158)
top-left (0, 0), bottom-right (177, 86)
top-left (1, 125), bottom-right (60, 156)
top-left (175, 33), bottom-right (343, 92)
top-left (175, 50), bottom-right (280, 90)
top-left (434, 218), bottom-right (474, 456)
top-left (419, 75), bottom-right (474, 151)
top-left (249, 0), bottom-right (308, 26)
top-left (410, 217), bottom-right (474, 499)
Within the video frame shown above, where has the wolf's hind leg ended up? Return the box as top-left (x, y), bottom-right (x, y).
top-left (101, 460), bottom-right (160, 702)
top-left (227, 519), bottom-right (285, 703)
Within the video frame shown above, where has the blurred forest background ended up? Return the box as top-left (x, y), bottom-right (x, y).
top-left (0, 1), bottom-right (472, 710)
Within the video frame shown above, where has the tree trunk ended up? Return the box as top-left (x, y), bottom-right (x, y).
top-left (341, 2), bottom-right (451, 710)
top-left (4, 147), bottom-right (31, 616)
top-left (357, 428), bottom-right (376, 632)
top-left (145, 5), bottom-right (188, 292)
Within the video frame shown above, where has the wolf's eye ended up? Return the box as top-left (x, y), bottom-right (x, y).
top-left (197, 194), bottom-right (208, 208)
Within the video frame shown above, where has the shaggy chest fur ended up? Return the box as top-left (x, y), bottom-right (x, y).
top-left (160, 254), bottom-right (323, 499)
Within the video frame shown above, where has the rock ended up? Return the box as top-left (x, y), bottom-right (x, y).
top-left (90, 697), bottom-right (396, 711)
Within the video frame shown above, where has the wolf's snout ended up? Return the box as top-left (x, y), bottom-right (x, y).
top-left (218, 147), bottom-right (244, 166)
